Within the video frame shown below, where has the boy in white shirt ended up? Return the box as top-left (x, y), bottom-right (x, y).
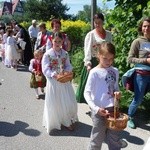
top-left (84, 41), bottom-right (122, 150)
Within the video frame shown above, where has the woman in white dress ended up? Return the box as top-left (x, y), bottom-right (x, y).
top-left (5, 29), bottom-right (19, 68)
top-left (42, 32), bottom-right (78, 133)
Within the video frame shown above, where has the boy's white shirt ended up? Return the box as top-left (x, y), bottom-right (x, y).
top-left (84, 66), bottom-right (119, 114)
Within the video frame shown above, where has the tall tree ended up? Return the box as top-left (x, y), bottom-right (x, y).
top-left (23, 0), bottom-right (70, 21)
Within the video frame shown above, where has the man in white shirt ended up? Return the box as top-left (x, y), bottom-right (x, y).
top-left (28, 20), bottom-right (39, 52)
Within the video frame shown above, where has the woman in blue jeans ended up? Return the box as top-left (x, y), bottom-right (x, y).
top-left (127, 17), bottom-right (150, 128)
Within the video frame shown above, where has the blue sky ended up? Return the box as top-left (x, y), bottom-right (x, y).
top-left (62, 0), bottom-right (115, 15)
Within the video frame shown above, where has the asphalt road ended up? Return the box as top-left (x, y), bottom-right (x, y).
top-left (0, 62), bottom-right (149, 150)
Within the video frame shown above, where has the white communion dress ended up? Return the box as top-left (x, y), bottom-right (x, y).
top-left (6, 36), bottom-right (19, 61)
top-left (42, 48), bottom-right (78, 133)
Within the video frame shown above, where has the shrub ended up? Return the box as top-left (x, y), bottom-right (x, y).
top-left (20, 21), bottom-right (31, 29)
top-left (64, 26), bottom-right (83, 48)
top-left (71, 47), bottom-right (84, 83)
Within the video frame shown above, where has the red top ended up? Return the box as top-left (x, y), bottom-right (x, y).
top-left (41, 34), bottom-right (48, 47)
top-left (33, 59), bottom-right (42, 73)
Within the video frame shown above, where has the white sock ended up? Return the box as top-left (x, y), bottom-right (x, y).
top-left (34, 88), bottom-right (39, 95)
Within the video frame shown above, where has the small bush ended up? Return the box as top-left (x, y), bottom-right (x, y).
top-left (64, 26), bottom-right (83, 48)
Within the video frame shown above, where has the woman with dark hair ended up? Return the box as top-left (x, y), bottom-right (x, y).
top-left (76, 13), bottom-right (112, 103)
top-left (126, 17), bottom-right (150, 129)
top-left (46, 19), bottom-right (71, 51)
top-left (15, 24), bottom-right (33, 66)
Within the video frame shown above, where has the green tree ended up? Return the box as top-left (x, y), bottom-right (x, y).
top-left (23, 0), bottom-right (71, 21)
top-left (76, 5), bottom-right (102, 23)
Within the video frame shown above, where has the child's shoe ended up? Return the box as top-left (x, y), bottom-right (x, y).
top-left (14, 65), bottom-right (18, 70)
top-left (36, 95), bottom-right (40, 99)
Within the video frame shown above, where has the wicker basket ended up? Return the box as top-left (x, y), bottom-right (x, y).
top-left (106, 98), bottom-right (128, 131)
top-left (57, 72), bottom-right (73, 83)
top-left (106, 113), bottom-right (128, 131)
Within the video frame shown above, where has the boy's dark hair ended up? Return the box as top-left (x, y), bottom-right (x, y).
top-left (93, 13), bottom-right (104, 22)
top-left (138, 17), bottom-right (150, 36)
top-left (52, 32), bottom-right (63, 40)
top-left (98, 41), bottom-right (115, 56)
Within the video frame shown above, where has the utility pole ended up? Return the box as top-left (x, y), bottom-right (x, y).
top-left (91, 0), bottom-right (97, 30)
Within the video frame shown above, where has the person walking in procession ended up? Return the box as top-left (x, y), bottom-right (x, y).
top-left (28, 20), bottom-right (39, 52)
top-left (84, 41), bottom-right (122, 150)
top-left (76, 13), bottom-right (112, 103)
top-left (29, 49), bottom-right (46, 99)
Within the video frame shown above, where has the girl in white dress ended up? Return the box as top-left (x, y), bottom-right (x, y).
top-left (0, 30), bottom-right (5, 63)
top-left (42, 32), bottom-right (78, 133)
top-left (3, 26), bottom-right (12, 67)
top-left (5, 29), bottom-right (19, 68)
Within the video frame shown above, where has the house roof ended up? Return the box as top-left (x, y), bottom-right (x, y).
top-left (0, 2), bottom-right (4, 16)
top-left (0, 0), bottom-right (23, 17)
top-left (0, 2), bottom-right (12, 16)
top-left (12, 0), bottom-right (20, 14)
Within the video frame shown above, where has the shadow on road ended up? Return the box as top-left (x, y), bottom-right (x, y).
top-left (121, 130), bottom-right (144, 145)
top-left (16, 65), bottom-right (29, 72)
top-left (134, 111), bottom-right (150, 131)
top-left (0, 120), bottom-right (41, 137)
top-left (138, 123), bottom-right (150, 131)
top-left (49, 121), bottom-right (92, 137)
